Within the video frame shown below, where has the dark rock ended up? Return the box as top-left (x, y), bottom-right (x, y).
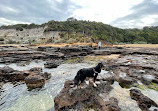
top-left (130, 89), bottom-right (158, 110)
top-left (98, 75), bottom-right (115, 85)
top-left (0, 77), bottom-right (4, 82)
top-left (93, 47), bottom-right (127, 55)
top-left (48, 52), bottom-right (65, 59)
top-left (60, 47), bottom-right (92, 57)
top-left (0, 66), bottom-right (51, 83)
top-left (7, 71), bottom-right (26, 81)
top-left (0, 71), bottom-right (27, 81)
top-left (0, 66), bottom-right (14, 73)
top-left (0, 50), bottom-right (65, 63)
top-left (117, 76), bottom-right (137, 88)
top-left (22, 70), bottom-right (30, 77)
top-left (152, 79), bottom-right (158, 84)
top-left (44, 62), bottom-right (58, 68)
top-left (42, 72), bottom-right (51, 80)
top-left (29, 67), bottom-right (42, 73)
top-left (37, 46), bottom-right (47, 51)
top-left (60, 47), bottom-right (82, 53)
top-left (44, 60), bottom-right (63, 69)
top-left (0, 66), bottom-right (27, 81)
top-left (109, 97), bottom-right (121, 111)
top-left (141, 75), bottom-right (155, 85)
top-left (54, 80), bottom-right (113, 111)
top-left (24, 74), bottom-right (45, 90)
top-left (27, 67), bottom-right (51, 80)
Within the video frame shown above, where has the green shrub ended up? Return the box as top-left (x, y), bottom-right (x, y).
top-left (8, 40), bottom-right (16, 44)
top-left (16, 26), bottom-right (23, 31)
top-left (32, 39), bottom-right (36, 42)
top-left (0, 38), bottom-right (4, 41)
top-left (47, 38), bottom-right (53, 43)
top-left (133, 41), bottom-right (147, 44)
top-left (0, 41), bottom-right (4, 44)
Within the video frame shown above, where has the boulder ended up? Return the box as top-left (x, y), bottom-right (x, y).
top-left (130, 89), bottom-right (158, 110)
top-left (24, 74), bottom-right (45, 90)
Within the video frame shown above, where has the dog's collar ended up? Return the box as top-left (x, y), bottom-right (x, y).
top-left (93, 68), bottom-right (98, 74)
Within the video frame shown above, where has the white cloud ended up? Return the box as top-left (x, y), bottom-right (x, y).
top-left (46, 0), bottom-right (63, 12)
top-left (55, 0), bottom-right (63, 3)
top-left (152, 0), bottom-right (158, 4)
top-left (141, 15), bottom-right (158, 27)
top-left (0, 18), bottom-right (30, 25)
top-left (70, 0), bottom-right (143, 24)
top-left (0, 0), bottom-right (158, 28)
top-left (111, 15), bottom-right (158, 29)
top-left (0, 5), bottom-right (20, 13)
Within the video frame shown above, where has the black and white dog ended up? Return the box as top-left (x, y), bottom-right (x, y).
top-left (74, 62), bottom-right (104, 87)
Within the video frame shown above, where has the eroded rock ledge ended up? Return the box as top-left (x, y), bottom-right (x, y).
top-left (54, 80), bottom-right (121, 111)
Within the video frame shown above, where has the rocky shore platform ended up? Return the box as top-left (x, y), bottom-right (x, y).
top-left (0, 44), bottom-right (158, 111)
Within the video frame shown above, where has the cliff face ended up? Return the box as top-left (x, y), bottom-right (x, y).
top-left (0, 27), bottom-right (61, 44)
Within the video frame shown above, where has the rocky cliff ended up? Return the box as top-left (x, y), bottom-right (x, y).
top-left (0, 27), bottom-right (61, 44)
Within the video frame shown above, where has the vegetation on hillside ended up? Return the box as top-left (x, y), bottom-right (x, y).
top-left (0, 17), bottom-right (158, 44)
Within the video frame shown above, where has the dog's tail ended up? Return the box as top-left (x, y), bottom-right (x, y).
top-left (73, 76), bottom-right (78, 86)
top-left (73, 69), bottom-right (82, 86)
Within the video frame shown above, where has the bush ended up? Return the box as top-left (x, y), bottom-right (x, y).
top-left (66, 38), bottom-right (77, 43)
top-left (32, 39), bottom-right (36, 42)
top-left (47, 38), bottom-right (53, 43)
top-left (0, 41), bottom-right (4, 44)
top-left (0, 38), bottom-right (4, 41)
top-left (16, 26), bottom-right (23, 31)
top-left (8, 40), bottom-right (16, 44)
top-left (133, 41), bottom-right (147, 44)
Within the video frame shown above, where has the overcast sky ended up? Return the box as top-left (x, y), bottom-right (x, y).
top-left (0, 0), bottom-right (158, 29)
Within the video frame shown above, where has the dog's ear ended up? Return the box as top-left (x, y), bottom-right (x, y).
top-left (98, 62), bottom-right (103, 68)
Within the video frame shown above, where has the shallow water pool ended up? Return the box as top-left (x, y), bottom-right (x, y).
top-left (0, 61), bottom-right (94, 111)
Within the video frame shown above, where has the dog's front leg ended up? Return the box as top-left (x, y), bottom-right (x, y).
top-left (92, 78), bottom-right (97, 87)
top-left (78, 82), bottom-right (84, 89)
top-left (93, 74), bottom-right (98, 87)
top-left (93, 82), bottom-right (97, 87)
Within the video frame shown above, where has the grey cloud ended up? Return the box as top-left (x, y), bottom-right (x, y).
top-left (0, 0), bottom-right (81, 25)
top-left (111, 0), bottom-right (158, 28)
